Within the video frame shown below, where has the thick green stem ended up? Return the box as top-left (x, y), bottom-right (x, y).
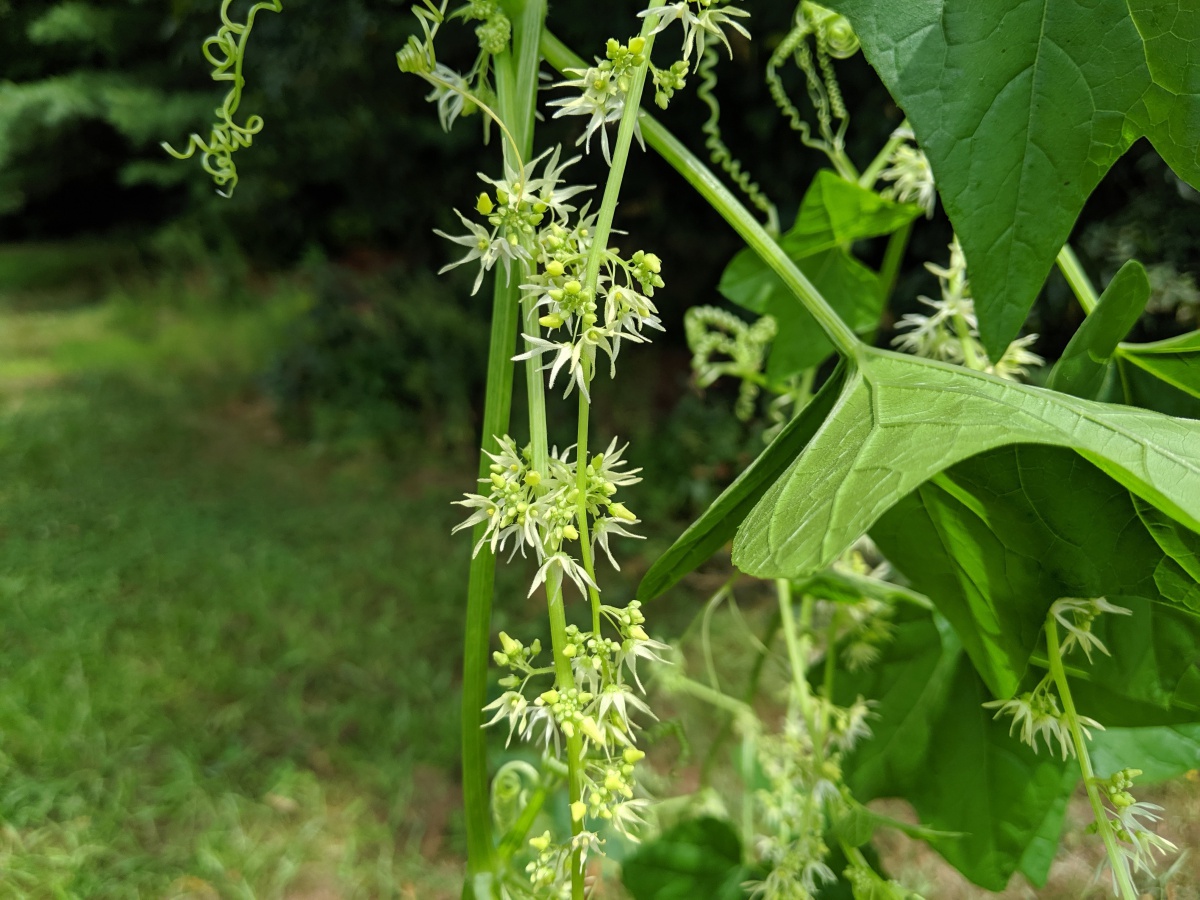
top-left (573, 17), bottom-right (658, 638)
top-left (580, 19), bottom-right (658, 294)
top-left (544, 568), bottom-right (587, 900)
top-left (878, 221), bottom-right (912, 309)
top-left (460, 3), bottom-right (547, 894)
top-left (523, 297), bottom-right (551, 474)
top-left (778, 581), bottom-right (821, 753)
top-left (574, 391), bottom-right (604, 636)
top-left (540, 31), bottom-right (864, 362)
top-left (1045, 618), bottom-right (1138, 900)
top-left (1057, 244), bottom-right (1099, 315)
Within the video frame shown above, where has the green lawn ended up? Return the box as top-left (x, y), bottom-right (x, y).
top-left (0, 287), bottom-right (480, 897)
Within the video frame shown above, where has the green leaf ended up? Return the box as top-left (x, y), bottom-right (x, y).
top-left (1089, 723), bottom-right (1200, 783)
top-left (1047, 260), bottom-right (1150, 398)
top-left (1117, 351), bottom-right (1200, 419)
top-left (636, 364), bottom-right (846, 602)
top-left (719, 246), bottom-right (881, 376)
top-left (869, 445), bottom-right (1200, 710)
top-left (780, 169), bottom-right (922, 257)
top-left (833, 605), bottom-right (963, 798)
top-left (1119, 329), bottom-right (1200, 401)
top-left (766, 249), bottom-right (882, 379)
top-left (732, 349), bottom-right (1200, 695)
top-left (829, 0), bottom-right (1200, 356)
top-left (717, 170), bottom-right (919, 375)
top-left (836, 605), bottom-right (1076, 890)
top-left (621, 817), bottom-right (749, 900)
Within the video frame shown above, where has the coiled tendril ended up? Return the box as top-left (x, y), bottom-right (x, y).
top-left (696, 46), bottom-right (780, 236)
top-left (162, 0), bottom-right (283, 197)
top-left (685, 306), bottom-right (777, 421)
top-left (765, 1), bottom-right (858, 172)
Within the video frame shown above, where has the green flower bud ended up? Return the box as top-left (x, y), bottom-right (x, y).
top-left (539, 313), bottom-right (564, 329)
top-left (545, 260), bottom-right (565, 277)
top-left (570, 800), bottom-right (587, 823)
top-left (579, 716), bottom-right (605, 745)
top-left (609, 501), bottom-right (637, 522)
top-left (475, 192), bottom-right (494, 215)
top-left (629, 36), bottom-right (646, 55)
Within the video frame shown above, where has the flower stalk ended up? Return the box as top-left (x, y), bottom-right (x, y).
top-left (1045, 616), bottom-right (1139, 900)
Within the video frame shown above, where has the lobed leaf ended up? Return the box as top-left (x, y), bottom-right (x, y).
top-left (829, 0), bottom-right (1200, 356)
top-left (871, 444), bottom-right (1200, 705)
top-left (636, 363), bottom-right (846, 602)
top-left (1047, 260), bottom-right (1150, 399)
top-left (732, 349), bottom-right (1200, 694)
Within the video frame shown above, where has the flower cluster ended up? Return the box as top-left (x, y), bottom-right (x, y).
top-left (484, 599), bottom-right (668, 859)
top-left (984, 677), bottom-right (1102, 759)
top-left (893, 239), bottom-right (1045, 381)
top-left (749, 695), bottom-right (874, 900)
top-left (550, 36), bottom-right (651, 162)
top-left (453, 435), bottom-right (643, 593)
top-left (879, 124), bottom-right (936, 217)
top-left (640, 1), bottom-right (751, 70)
top-left (518, 246), bottom-right (665, 401)
top-left (1093, 768), bottom-right (1179, 891)
top-left (436, 146), bottom-right (590, 294)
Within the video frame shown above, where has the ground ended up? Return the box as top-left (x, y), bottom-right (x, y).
top-left (0, 258), bottom-right (1195, 898)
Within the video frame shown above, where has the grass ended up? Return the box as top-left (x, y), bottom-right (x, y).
top-left (0, 275), bottom-right (485, 897)
top-left (0, 253), bottom-right (1195, 899)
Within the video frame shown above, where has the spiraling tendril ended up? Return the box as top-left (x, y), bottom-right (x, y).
top-left (161, 0), bottom-right (283, 198)
top-left (696, 46), bottom-right (779, 235)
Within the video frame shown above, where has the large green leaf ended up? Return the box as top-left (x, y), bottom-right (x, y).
top-left (1047, 261), bottom-right (1150, 399)
top-left (636, 363), bottom-right (846, 602)
top-left (1119, 329), bottom-right (1200, 402)
top-left (718, 170), bottom-right (919, 375)
top-left (837, 605), bottom-right (1076, 890)
top-left (731, 349), bottom-right (1200, 693)
top-left (1089, 723), bottom-right (1200, 782)
top-left (829, 0), bottom-right (1200, 356)
top-left (621, 817), bottom-right (749, 900)
top-left (780, 169), bottom-right (922, 256)
top-left (870, 444), bottom-right (1200, 706)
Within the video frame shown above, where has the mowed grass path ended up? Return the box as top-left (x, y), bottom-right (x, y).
top-left (0, 295), bottom-right (481, 898)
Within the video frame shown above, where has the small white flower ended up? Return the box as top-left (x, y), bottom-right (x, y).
top-left (482, 690), bottom-right (529, 746)
top-left (548, 65), bottom-right (629, 164)
top-left (988, 333), bottom-right (1045, 382)
top-left (641, 1), bottom-right (751, 70)
top-left (1050, 596), bottom-right (1131, 663)
top-left (880, 131), bottom-right (937, 217)
top-left (424, 63), bottom-right (472, 132)
top-left (529, 551), bottom-right (598, 598)
top-left (434, 210), bottom-right (528, 294)
top-left (591, 516), bottom-right (643, 569)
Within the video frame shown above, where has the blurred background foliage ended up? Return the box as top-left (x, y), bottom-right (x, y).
top-left (4, 0), bottom-right (1198, 460)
